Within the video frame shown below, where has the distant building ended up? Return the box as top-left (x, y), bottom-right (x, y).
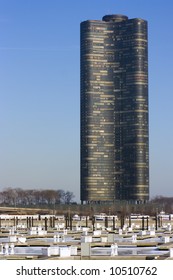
top-left (80, 15), bottom-right (149, 204)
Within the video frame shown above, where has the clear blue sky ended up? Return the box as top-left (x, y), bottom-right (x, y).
top-left (0, 0), bottom-right (173, 202)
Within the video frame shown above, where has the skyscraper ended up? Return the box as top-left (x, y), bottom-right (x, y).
top-left (80, 15), bottom-right (149, 204)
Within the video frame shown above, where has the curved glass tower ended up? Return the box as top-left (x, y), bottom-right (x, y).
top-left (80, 15), bottom-right (149, 204)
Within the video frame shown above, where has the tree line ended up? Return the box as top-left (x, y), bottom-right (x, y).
top-left (0, 188), bottom-right (172, 214)
top-left (0, 188), bottom-right (75, 207)
top-left (150, 196), bottom-right (173, 213)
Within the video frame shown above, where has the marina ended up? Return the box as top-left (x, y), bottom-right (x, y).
top-left (0, 213), bottom-right (173, 260)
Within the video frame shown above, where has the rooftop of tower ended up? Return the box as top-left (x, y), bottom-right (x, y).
top-left (102, 14), bottom-right (128, 22)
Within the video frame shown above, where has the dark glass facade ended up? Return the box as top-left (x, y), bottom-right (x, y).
top-left (80, 15), bottom-right (149, 204)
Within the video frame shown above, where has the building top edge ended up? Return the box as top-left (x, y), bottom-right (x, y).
top-left (81, 15), bottom-right (147, 25)
top-left (102, 14), bottom-right (128, 22)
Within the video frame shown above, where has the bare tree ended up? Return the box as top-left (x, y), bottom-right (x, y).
top-left (61, 191), bottom-right (75, 204)
top-left (0, 187), bottom-right (75, 207)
